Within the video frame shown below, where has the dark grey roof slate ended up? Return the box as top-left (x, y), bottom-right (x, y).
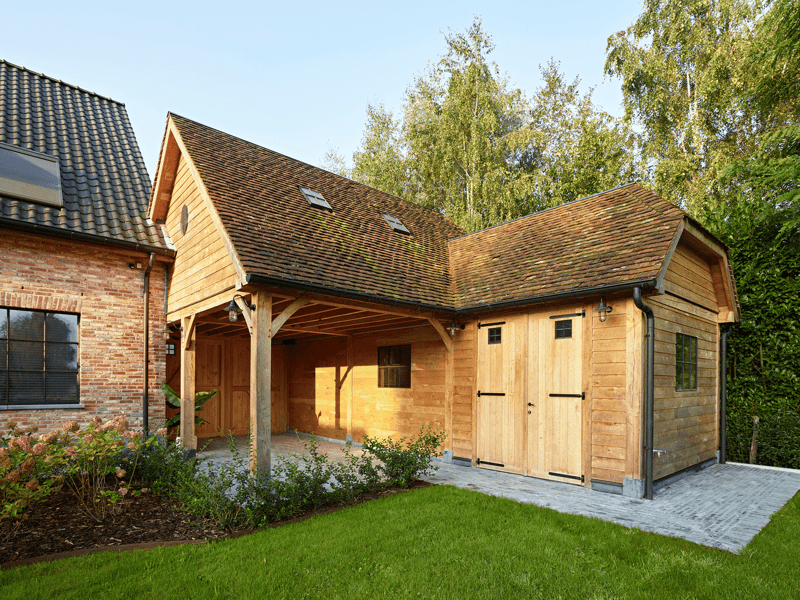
top-left (0, 60), bottom-right (170, 251)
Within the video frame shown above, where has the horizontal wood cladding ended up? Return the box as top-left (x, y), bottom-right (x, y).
top-left (286, 326), bottom-right (448, 444)
top-left (166, 155), bottom-right (238, 316)
top-left (650, 295), bottom-right (719, 480)
top-left (590, 304), bottom-right (630, 484)
top-left (452, 321), bottom-right (476, 456)
top-left (664, 244), bottom-right (718, 312)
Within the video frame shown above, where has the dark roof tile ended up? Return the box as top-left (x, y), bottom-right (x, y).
top-left (0, 59), bottom-right (168, 250)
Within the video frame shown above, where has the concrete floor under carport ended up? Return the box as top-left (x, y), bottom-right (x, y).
top-left (198, 433), bottom-right (800, 554)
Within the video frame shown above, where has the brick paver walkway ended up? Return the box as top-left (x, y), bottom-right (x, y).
top-left (199, 433), bottom-right (800, 553)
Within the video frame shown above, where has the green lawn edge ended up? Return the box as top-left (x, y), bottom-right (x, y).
top-left (2, 485), bottom-right (798, 600)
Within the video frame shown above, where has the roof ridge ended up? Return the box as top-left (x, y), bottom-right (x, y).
top-left (448, 183), bottom-right (641, 242)
top-left (0, 59), bottom-right (124, 106)
top-left (169, 113), bottom-right (465, 231)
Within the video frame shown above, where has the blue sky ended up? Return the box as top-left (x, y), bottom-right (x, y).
top-left (4, 1), bottom-right (644, 178)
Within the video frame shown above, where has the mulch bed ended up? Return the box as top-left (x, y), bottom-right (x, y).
top-left (1, 480), bottom-right (432, 570)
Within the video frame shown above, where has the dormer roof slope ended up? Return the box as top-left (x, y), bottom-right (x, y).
top-left (166, 114), bottom-right (464, 309)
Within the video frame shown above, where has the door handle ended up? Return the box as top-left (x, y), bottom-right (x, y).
top-left (527, 402), bottom-right (535, 406)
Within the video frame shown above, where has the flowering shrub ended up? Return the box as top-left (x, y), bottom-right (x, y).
top-left (1, 418), bottom-right (169, 525)
top-left (0, 422), bottom-right (63, 524)
top-left (48, 417), bottom-right (162, 521)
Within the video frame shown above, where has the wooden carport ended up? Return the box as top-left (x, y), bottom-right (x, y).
top-left (177, 287), bottom-right (455, 472)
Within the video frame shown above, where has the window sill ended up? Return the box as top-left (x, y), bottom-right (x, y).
top-left (0, 404), bottom-right (85, 411)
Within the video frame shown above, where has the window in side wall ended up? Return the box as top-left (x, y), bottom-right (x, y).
top-left (675, 333), bottom-right (698, 391)
top-left (378, 344), bottom-right (411, 388)
top-left (0, 308), bottom-right (80, 406)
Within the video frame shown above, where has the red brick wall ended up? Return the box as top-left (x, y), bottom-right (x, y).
top-left (0, 229), bottom-right (169, 435)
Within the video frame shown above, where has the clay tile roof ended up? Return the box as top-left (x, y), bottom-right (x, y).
top-left (0, 60), bottom-right (169, 251)
top-left (449, 184), bottom-right (686, 309)
top-left (169, 115), bottom-right (465, 309)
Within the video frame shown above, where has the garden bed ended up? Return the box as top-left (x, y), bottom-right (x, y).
top-left (1, 479), bottom-right (432, 568)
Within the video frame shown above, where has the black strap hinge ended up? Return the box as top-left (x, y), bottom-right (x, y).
top-left (549, 392), bottom-right (585, 399)
top-left (477, 391), bottom-right (506, 397)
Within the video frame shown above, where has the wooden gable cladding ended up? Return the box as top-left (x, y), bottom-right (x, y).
top-left (165, 154), bottom-right (240, 320)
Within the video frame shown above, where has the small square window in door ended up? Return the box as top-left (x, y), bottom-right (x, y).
top-left (487, 327), bottom-right (501, 344)
top-left (555, 320), bottom-right (572, 339)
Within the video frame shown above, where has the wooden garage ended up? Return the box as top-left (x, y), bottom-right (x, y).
top-left (149, 113), bottom-right (739, 498)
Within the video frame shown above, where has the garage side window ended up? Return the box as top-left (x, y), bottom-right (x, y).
top-left (378, 344), bottom-right (411, 388)
top-left (675, 333), bottom-right (697, 391)
top-left (0, 308), bottom-right (80, 406)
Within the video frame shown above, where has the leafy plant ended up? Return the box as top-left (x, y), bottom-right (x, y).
top-left (161, 382), bottom-right (218, 428)
top-left (0, 422), bottom-right (62, 526)
top-left (50, 416), bottom-right (159, 521)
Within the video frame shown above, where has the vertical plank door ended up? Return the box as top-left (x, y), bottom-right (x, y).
top-left (475, 315), bottom-right (526, 473)
top-left (194, 340), bottom-right (223, 437)
top-left (528, 308), bottom-right (584, 484)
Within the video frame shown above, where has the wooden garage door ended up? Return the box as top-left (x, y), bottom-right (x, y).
top-left (476, 315), bottom-right (526, 474)
top-left (527, 309), bottom-right (584, 484)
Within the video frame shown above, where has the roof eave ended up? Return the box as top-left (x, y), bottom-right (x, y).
top-left (0, 218), bottom-right (176, 258)
top-left (454, 279), bottom-right (660, 316)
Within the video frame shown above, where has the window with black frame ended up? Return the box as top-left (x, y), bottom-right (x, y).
top-left (0, 308), bottom-right (80, 406)
top-left (675, 333), bottom-right (698, 391)
top-left (377, 344), bottom-right (411, 388)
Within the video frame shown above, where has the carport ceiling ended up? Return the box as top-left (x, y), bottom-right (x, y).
top-left (192, 295), bottom-right (442, 341)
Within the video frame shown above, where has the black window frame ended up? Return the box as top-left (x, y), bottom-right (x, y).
top-left (0, 307), bottom-right (80, 406)
top-left (487, 327), bottom-right (502, 345)
top-left (555, 319), bottom-right (573, 339)
top-left (377, 344), bottom-right (411, 389)
top-left (675, 333), bottom-right (698, 391)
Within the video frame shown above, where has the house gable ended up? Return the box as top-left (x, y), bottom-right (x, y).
top-left (656, 219), bottom-right (739, 323)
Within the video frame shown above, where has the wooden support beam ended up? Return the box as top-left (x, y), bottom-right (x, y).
top-left (347, 335), bottom-right (353, 438)
top-left (427, 317), bottom-right (454, 354)
top-left (234, 295), bottom-right (254, 336)
top-left (445, 342), bottom-right (454, 453)
top-left (183, 313), bottom-right (198, 351)
top-left (180, 314), bottom-right (197, 451)
top-left (271, 297), bottom-right (311, 337)
top-left (250, 292), bottom-right (272, 474)
top-left (283, 324), bottom-right (350, 337)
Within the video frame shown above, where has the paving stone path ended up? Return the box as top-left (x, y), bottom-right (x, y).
top-left (199, 434), bottom-right (800, 554)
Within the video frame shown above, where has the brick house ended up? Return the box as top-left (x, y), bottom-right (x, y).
top-left (0, 60), bottom-right (174, 433)
top-left (153, 114), bottom-right (739, 498)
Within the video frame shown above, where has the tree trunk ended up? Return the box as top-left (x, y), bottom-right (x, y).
top-left (750, 415), bottom-right (760, 464)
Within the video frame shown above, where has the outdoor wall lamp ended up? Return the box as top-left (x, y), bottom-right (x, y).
top-left (162, 325), bottom-right (172, 341)
top-left (447, 319), bottom-right (464, 337)
top-left (226, 294), bottom-right (255, 322)
top-left (594, 297), bottom-right (613, 322)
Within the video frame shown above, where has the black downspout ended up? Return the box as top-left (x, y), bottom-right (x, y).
top-left (143, 253), bottom-right (155, 437)
top-left (633, 287), bottom-right (655, 500)
top-left (720, 326), bottom-right (731, 464)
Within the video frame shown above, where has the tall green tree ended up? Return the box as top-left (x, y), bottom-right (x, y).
top-left (525, 61), bottom-right (640, 208)
top-left (605, 0), bottom-right (766, 214)
top-left (331, 18), bottom-right (639, 232)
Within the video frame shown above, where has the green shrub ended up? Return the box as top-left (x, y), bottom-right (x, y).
top-left (727, 409), bottom-right (800, 469)
top-left (362, 424), bottom-right (446, 487)
top-left (168, 426), bottom-right (446, 530)
top-left (135, 433), bottom-right (196, 496)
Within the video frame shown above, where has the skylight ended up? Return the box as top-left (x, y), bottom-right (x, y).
top-left (299, 186), bottom-right (332, 210)
top-left (381, 213), bottom-right (410, 234)
top-left (0, 142), bottom-right (62, 208)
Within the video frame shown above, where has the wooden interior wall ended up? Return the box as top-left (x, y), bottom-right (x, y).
top-left (165, 155), bottom-right (239, 315)
top-left (650, 294), bottom-right (719, 480)
top-left (286, 327), bottom-right (447, 443)
top-left (163, 337), bottom-right (287, 437)
top-left (590, 296), bottom-right (630, 484)
top-left (452, 321), bottom-right (476, 459)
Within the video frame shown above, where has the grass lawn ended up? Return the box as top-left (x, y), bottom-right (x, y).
top-left (2, 485), bottom-right (799, 599)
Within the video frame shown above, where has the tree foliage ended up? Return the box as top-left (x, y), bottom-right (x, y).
top-left (605, 0), bottom-right (766, 214)
top-left (327, 18), bottom-right (639, 231)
